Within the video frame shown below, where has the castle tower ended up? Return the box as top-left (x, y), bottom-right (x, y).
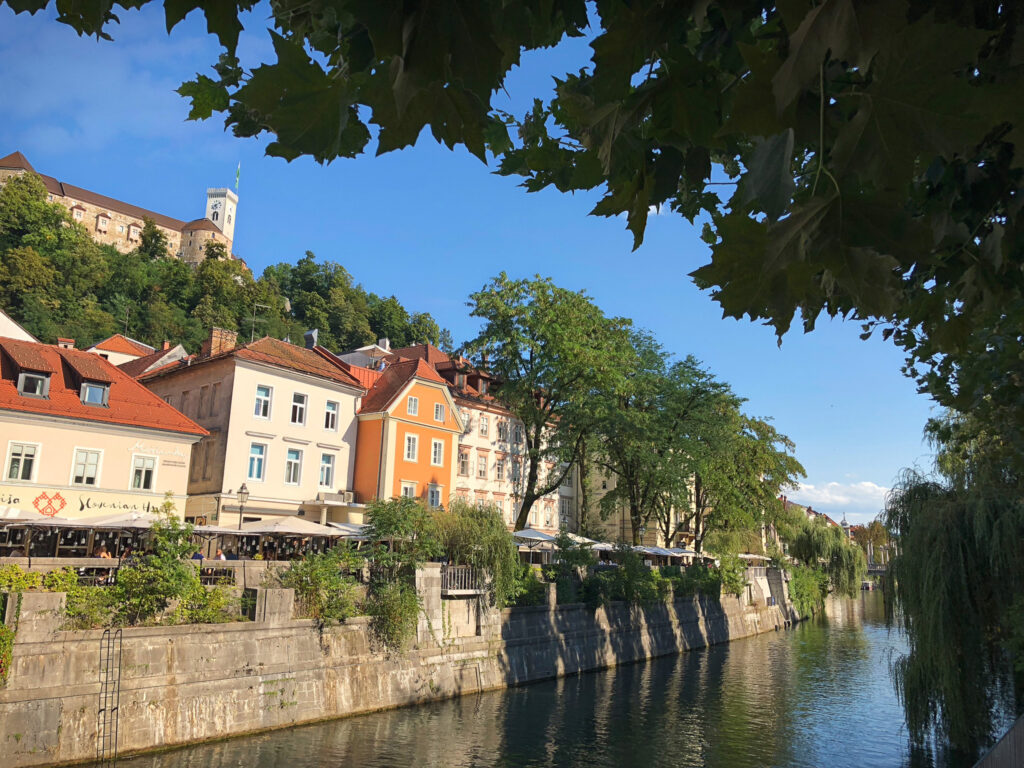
top-left (205, 187), bottom-right (238, 243)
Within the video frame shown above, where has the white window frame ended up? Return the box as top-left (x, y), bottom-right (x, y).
top-left (17, 371), bottom-right (49, 398)
top-left (5, 441), bottom-right (40, 483)
top-left (130, 454), bottom-right (158, 491)
top-left (434, 403), bottom-right (445, 422)
top-left (427, 484), bottom-right (442, 508)
top-left (324, 401), bottom-right (339, 431)
top-left (407, 396), bottom-right (419, 416)
top-left (400, 481), bottom-right (417, 498)
top-left (479, 415), bottom-right (489, 436)
top-left (560, 496), bottom-right (573, 525)
top-left (291, 392), bottom-right (308, 425)
top-left (405, 434), bottom-right (419, 462)
top-left (477, 455), bottom-right (487, 479)
top-left (458, 450), bottom-right (469, 476)
top-left (319, 453), bottom-right (335, 488)
top-left (496, 458), bottom-right (505, 481)
top-left (254, 385), bottom-right (272, 419)
top-left (248, 442), bottom-right (267, 482)
top-left (513, 424), bottom-right (524, 444)
top-left (431, 439), bottom-right (444, 467)
top-left (284, 448), bottom-right (303, 485)
top-left (80, 381), bottom-right (110, 407)
top-left (70, 447), bottom-right (103, 487)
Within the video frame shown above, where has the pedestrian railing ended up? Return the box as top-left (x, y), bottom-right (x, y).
top-left (441, 565), bottom-right (485, 595)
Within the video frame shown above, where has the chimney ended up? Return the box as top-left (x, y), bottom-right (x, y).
top-left (304, 329), bottom-right (319, 349)
top-left (200, 327), bottom-right (238, 358)
top-left (162, 340), bottom-right (171, 351)
top-left (56, 338), bottom-right (75, 349)
top-left (378, 337), bottom-right (390, 352)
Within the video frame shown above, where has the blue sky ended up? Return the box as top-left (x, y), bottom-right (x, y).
top-left (0, 4), bottom-right (937, 524)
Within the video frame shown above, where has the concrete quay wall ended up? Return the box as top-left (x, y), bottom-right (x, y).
top-left (0, 567), bottom-right (795, 766)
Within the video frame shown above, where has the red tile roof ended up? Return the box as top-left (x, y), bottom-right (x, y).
top-left (386, 343), bottom-right (453, 366)
top-left (117, 347), bottom-right (184, 378)
top-left (0, 151), bottom-right (34, 172)
top-left (141, 336), bottom-right (364, 390)
top-left (333, 359), bottom-right (383, 389)
top-left (359, 358), bottom-right (448, 414)
top-left (0, 337), bottom-right (206, 436)
top-left (91, 334), bottom-right (154, 357)
top-left (182, 218), bottom-right (220, 232)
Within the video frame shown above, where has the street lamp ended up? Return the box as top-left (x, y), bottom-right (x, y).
top-left (237, 483), bottom-right (250, 531)
top-left (638, 524), bottom-right (647, 544)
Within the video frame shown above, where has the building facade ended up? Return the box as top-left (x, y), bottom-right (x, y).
top-left (349, 358), bottom-right (464, 512)
top-left (138, 329), bottom-right (365, 527)
top-left (0, 151), bottom-right (235, 262)
top-left (0, 336), bottom-right (206, 522)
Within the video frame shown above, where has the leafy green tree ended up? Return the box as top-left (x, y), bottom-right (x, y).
top-left (593, 334), bottom-right (732, 544)
top-left (433, 499), bottom-right (520, 608)
top-left (464, 273), bottom-right (632, 530)
top-left (137, 218), bottom-right (170, 260)
top-left (368, 295), bottom-right (411, 347)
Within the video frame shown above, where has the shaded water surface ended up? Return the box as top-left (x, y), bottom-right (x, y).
top-left (110, 593), bottom-right (964, 768)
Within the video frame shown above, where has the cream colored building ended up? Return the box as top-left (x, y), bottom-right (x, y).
top-left (139, 329), bottom-right (366, 527)
top-left (0, 150), bottom-right (235, 263)
top-left (0, 337), bottom-right (206, 521)
top-left (0, 310), bottom-right (36, 343)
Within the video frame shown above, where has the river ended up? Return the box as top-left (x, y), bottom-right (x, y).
top-left (107, 592), bottom-right (968, 768)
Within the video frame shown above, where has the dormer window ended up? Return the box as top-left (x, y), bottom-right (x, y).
top-left (478, 380), bottom-right (488, 396)
top-left (81, 381), bottom-right (110, 406)
top-left (17, 371), bottom-right (49, 398)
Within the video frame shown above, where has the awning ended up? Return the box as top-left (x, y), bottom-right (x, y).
top-left (738, 553), bottom-right (770, 561)
top-left (240, 518), bottom-right (341, 537)
top-left (77, 511), bottom-right (163, 528)
top-left (325, 521), bottom-right (370, 540)
top-left (667, 547), bottom-right (698, 557)
top-left (0, 506), bottom-right (80, 527)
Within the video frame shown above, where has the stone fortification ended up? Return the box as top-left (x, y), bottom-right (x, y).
top-left (0, 565), bottom-right (796, 767)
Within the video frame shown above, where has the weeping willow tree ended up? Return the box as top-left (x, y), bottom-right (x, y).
top-left (788, 515), bottom-right (867, 598)
top-left (884, 415), bottom-right (1024, 756)
top-left (432, 499), bottom-right (521, 609)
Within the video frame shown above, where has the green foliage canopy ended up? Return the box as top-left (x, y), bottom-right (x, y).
top-left (464, 273), bottom-right (633, 530)
top-left (9, 0), bottom-right (1022, 437)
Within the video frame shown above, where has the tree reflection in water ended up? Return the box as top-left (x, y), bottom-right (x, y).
top-left (101, 593), bottom-right (967, 768)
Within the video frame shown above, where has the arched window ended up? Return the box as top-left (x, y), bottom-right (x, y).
top-left (212, 211), bottom-right (219, 222)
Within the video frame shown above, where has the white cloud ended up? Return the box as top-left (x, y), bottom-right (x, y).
top-left (793, 480), bottom-right (890, 525)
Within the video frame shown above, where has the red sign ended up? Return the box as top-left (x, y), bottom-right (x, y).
top-left (33, 492), bottom-right (66, 517)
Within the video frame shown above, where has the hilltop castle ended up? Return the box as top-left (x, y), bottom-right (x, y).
top-left (0, 151), bottom-right (236, 264)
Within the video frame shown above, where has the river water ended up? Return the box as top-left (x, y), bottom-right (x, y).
top-left (110, 592), bottom-right (967, 768)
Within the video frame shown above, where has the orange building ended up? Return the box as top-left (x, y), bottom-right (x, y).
top-left (350, 358), bottom-right (464, 508)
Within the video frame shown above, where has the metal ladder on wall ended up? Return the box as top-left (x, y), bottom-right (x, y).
top-left (97, 628), bottom-right (123, 767)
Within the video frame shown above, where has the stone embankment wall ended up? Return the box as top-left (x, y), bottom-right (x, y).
top-left (0, 565), bottom-right (796, 767)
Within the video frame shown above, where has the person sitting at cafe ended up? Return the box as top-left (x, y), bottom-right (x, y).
top-left (215, 548), bottom-right (226, 560)
top-left (96, 545), bottom-right (113, 559)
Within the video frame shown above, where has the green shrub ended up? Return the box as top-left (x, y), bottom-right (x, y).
top-left (280, 548), bottom-right (360, 623)
top-left (717, 553), bottom-right (748, 597)
top-left (173, 582), bottom-right (239, 625)
top-left (434, 499), bottom-right (520, 608)
top-left (365, 581), bottom-right (420, 652)
top-left (0, 624), bottom-right (13, 687)
top-left (788, 564), bottom-right (829, 618)
top-left (511, 563), bottom-right (547, 607)
top-left (0, 565), bottom-right (41, 592)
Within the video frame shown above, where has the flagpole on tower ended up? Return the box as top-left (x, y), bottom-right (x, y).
top-left (235, 162), bottom-right (240, 192)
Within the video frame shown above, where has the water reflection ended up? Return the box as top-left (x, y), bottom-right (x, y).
top-left (109, 593), bottom-right (968, 768)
